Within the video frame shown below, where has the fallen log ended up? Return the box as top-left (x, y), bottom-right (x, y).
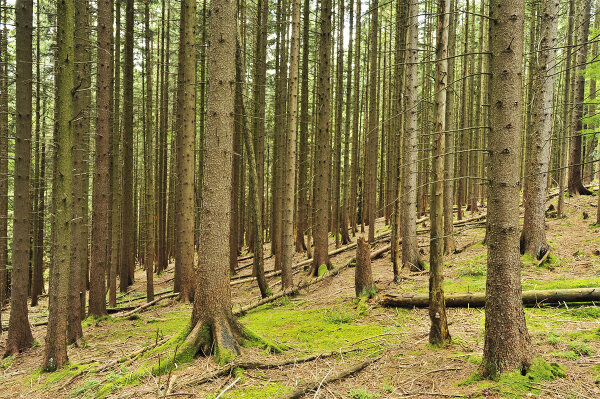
top-left (380, 287), bottom-right (600, 308)
top-left (118, 292), bottom-right (179, 318)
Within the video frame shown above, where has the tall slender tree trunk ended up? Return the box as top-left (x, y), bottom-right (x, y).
top-left (121, 0), bottom-right (134, 291)
top-left (44, 0), bottom-right (74, 369)
top-left (109, 0), bottom-right (121, 308)
top-left (332, 0), bottom-right (344, 248)
top-left (90, 0), bottom-right (113, 317)
top-left (429, 0), bottom-right (451, 346)
top-left (443, 0), bottom-right (456, 255)
top-left (281, 0), bottom-right (300, 289)
top-left (558, 0), bottom-right (575, 217)
top-left (144, 0), bottom-right (155, 302)
top-left (349, 0), bottom-right (361, 234)
top-left (366, 0), bottom-right (378, 244)
top-left (340, 0), bottom-right (353, 247)
top-left (0, 0), bottom-right (8, 320)
top-left (68, 0), bottom-right (90, 343)
top-left (175, 0), bottom-right (196, 301)
top-left (401, 0), bottom-right (423, 272)
top-left (295, 0), bottom-right (309, 253)
top-left (311, 0), bottom-right (333, 275)
top-left (31, 0), bottom-right (43, 307)
top-left (5, 0), bottom-right (34, 356)
top-left (568, 0), bottom-right (593, 196)
top-left (481, 0), bottom-right (532, 378)
top-left (521, 0), bottom-right (559, 259)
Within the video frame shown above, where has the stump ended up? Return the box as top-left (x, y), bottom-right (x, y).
top-left (355, 237), bottom-right (375, 297)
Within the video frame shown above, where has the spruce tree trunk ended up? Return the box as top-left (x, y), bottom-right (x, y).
top-left (121, 0), bottom-right (134, 291)
top-left (31, 0), bottom-right (43, 307)
top-left (295, 0), bottom-right (309, 253)
top-left (366, 0), bottom-right (378, 244)
top-left (311, 0), bottom-right (333, 275)
top-left (521, 0), bottom-right (559, 259)
top-left (144, 0), bottom-right (155, 302)
top-left (0, 0), bottom-right (8, 318)
top-left (332, 0), bottom-right (344, 249)
top-left (340, 0), bottom-right (353, 248)
top-left (187, 0), bottom-right (250, 359)
top-left (68, 0), bottom-right (90, 343)
top-left (443, 0), bottom-right (456, 255)
top-left (401, 0), bottom-right (423, 272)
top-left (109, 0), bottom-right (121, 307)
top-left (5, 0), bottom-right (34, 356)
top-left (350, 0), bottom-right (361, 235)
top-left (429, 0), bottom-right (451, 346)
top-left (567, 0), bottom-right (593, 196)
top-left (281, 0), bottom-right (300, 289)
top-left (481, 0), bottom-right (532, 378)
top-left (90, 0), bottom-right (112, 317)
top-left (174, 0), bottom-right (197, 301)
top-left (44, 0), bottom-right (74, 369)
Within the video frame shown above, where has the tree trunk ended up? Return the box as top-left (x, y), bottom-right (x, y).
top-left (481, 0), bottom-right (532, 378)
top-left (429, 0), bottom-right (451, 347)
top-left (521, 0), bottom-right (559, 260)
top-left (355, 238), bottom-right (374, 297)
top-left (44, 0), bottom-right (74, 369)
top-left (340, 0), bottom-right (353, 248)
top-left (174, 0), bottom-right (197, 302)
top-left (295, 0), bottom-right (309, 253)
top-left (281, 0), bottom-right (300, 289)
top-left (68, 0), bottom-right (90, 343)
top-left (310, 0), bottom-right (333, 275)
top-left (401, 0), bottom-right (423, 272)
top-left (332, 0), bottom-right (344, 249)
top-left (144, 0), bottom-right (155, 302)
top-left (366, 0), bottom-right (378, 244)
top-left (443, 0), bottom-right (456, 255)
top-left (5, 0), bottom-right (34, 356)
top-left (567, 0), bottom-right (593, 196)
top-left (109, 0), bottom-right (121, 307)
top-left (121, 0), bottom-right (134, 291)
top-left (89, 0), bottom-right (112, 318)
top-left (0, 0), bottom-right (8, 321)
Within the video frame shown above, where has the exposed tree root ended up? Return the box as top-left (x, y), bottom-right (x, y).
top-left (280, 356), bottom-right (380, 399)
top-left (179, 347), bottom-right (363, 388)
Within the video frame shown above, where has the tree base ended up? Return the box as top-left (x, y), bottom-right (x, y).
top-left (180, 316), bottom-right (281, 366)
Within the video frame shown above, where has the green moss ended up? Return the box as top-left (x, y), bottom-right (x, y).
top-left (0, 356), bottom-right (13, 370)
top-left (317, 264), bottom-right (328, 276)
top-left (240, 305), bottom-right (389, 354)
top-left (69, 378), bottom-right (100, 398)
top-left (323, 308), bottom-right (355, 324)
top-left (464, 358), bottom-right (565, 397)
top-left (456, 263), bottom-right (486, 277)
top-left (349, 388), bottom-right (375, 399)
top-left (25, 362), bottom-right (98, 390)
top-left (550, 350), bottom-right (579, 360)
top-left (217, 382), bottom-right (291, 398)
top-left (521, 252), bottom-right (536, 267)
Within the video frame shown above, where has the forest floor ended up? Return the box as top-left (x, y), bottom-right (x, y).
top-left (2, 193), bottom-right (600, 398)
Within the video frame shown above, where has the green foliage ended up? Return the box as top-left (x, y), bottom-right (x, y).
top-left (69, 379), bottom-right (100, 398)
top-left (460, 358), bottom-right (565, 397)
top-left (456, 263), bottom-right (486, 277)
top-left (215, 382), bottom-right (291, 398)
top-left (0, 356), bottom-right (14, 370)
top-left (317, 264), bottom-right (328, 276)
top-left (551, 350), bottom-right (579, 360)
top-left (241, 303), bottom-right (388, 354)
top-left (358, 285), bottom-right (378, 299)
top-left (349, 388), bottom-right (376, 399)
top-left (323, 308), bottom-right (355, 324)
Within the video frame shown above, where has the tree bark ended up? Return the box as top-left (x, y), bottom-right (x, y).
top-left (401, 0), bottom-right (423, 272)
top-left (443, 0), bottom-right (456, 255)
top-left (121, 0), bottom-right (134, 291)
top-left (567, 0), bottom-right (593, 196)
top-left (44, 0), bottom-right (74, 369)
top-left (429, 0), bottom-right (451, 347)
top-left (481, 0), bottom-right (532, 378)
top-left (355, 237), bottom-right (374, 297)
top-left (89, 0), bottom-right (112, 318)
top-left (310, 0), bottom-right (333, 275)
top-left (5, 0), bottom-right (34, 356)
top-left (521, 0), bottom-right (559, 260)
top-left (366, 0), bottom-right (378, 244)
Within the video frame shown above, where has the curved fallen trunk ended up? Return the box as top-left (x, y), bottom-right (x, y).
top-left (380, 287), bottom-right (600, 308)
